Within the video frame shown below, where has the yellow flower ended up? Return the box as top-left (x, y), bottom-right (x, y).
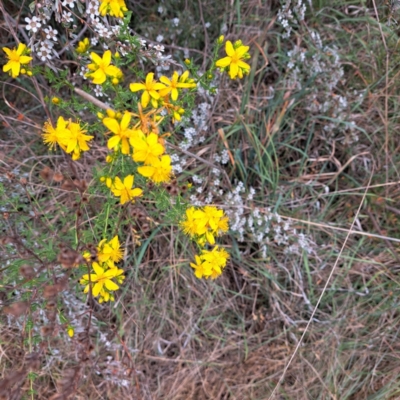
top-left (76, 38), bottom-right (90, 53)
top-left (64, 121), bottom-right (94, 160)
top-left (99, 0), bottom-right (127, 18)
top-left (130, 72), bottom-right (166, 108)
top-left (180, 206), bottom-right (229, 245)
top-left (190, 246), bottom-right (229, 279)
top-left (137, 155), bottom-right (172, 183)
top-left (103, 112), bottom-right (141, 155)
top-left (86, 50), bottom-right (122, 85)
top-left (51, 97), bottom-right (60, 104)
top-left (80, 262), bottom-right (124, 298)
top-left (67, 327), bottom-right (74, 337)
top-left (180, 207), bottom-right (207, 237)
top-left (111, 175), bottom-right (143, 204)
top-left (130, 132), bottom-right (165, 165)
top-left (190, 255), bottom-right (212, 279)
top-left (158, 71), bottom-right (197, 101)
top-left (97, 235), bottom-right (123, 268)
top-left (215, 40), bottom-right (250, 79)
top-left (2, 43), bottom-right (32, 78)
top-left (42, 116), bottom-right (70, 151)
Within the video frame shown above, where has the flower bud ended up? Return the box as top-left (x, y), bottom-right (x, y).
top-left (106, 109), bottom-right (116, 118)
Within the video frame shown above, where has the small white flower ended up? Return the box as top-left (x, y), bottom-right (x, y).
top-left (62, 11), bottom-right (73, 23)
top-left (158, 6), bottom-right (163, 14)
top-left (172, 18), bottom-right (179, 26)
top-left (156, 35), bottom-right (164, 42)
top-left (205, 22), bottom-right (211, 28)
top-left (90, 37), bottom-right (99, 46)
top-left (38, 12), bottom-right (51, 23)
top-left (44, 26), bottom-right (58, 41)
top-left (87, 1), bottom-right (100, 17)
top-left (80, 66), bottom-right (89, 79)
top-left (25, 16), bottom-right (42, 33)
top-left (94, 85), bottom-right (104, 97)
top-left (38, 40), bottom-right (54, 50)
top-left (37, 46), bottom-right (52, 61)
top-left (111, 25), bottom-right (121, 35)
top-left (62, 0), bottom-right (75, 8)
top-left (154, 44), bottom-right (164, 53)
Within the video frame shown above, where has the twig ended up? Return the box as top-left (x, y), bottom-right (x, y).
top-left (74, 87), bottom-right (112, 111)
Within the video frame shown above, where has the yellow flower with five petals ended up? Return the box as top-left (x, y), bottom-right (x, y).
top-left (130, 72), bottom-right (166, 108)
top-left (137, 155), bottom-right (172, 183)
top-left (80, 262), bottom-right (124, 297)
top-left (86, 50), bottom-right (122, 85)
top-left (130, 132), bottom-right (165, 165)
top-left (2, 43), bottom-right (32, 78)
top-left (111, 175), bottom-right (143, 204)
top-left (103, 112), bottom-right (141, 155)
top-left (215, 40), bottom-right (250, 79)
top-left (159, 71), bottom-right (197, 101)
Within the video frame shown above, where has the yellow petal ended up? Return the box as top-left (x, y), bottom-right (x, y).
top-left (120, 112), bottom-right (131, 130)
top-left (131, 188), bottom-right (143, 197)
top-left (103, 50), bottom-right (111, 66)
top-left (146, 72), bottom-right (154, 85)
top-left (123, 175), bottom-right (134, 188)
top-left (159, 76), bottom-right (171, 85)
top-left (90, 52), bottom-right (102, 65)
top-left (225, 41), bottom-right (234, 56)
top-left (137, 166), bottom-right (154, 177)
top-left (108, 135), bottom-right (121, 150)
top-left (92, 262), bottom-right (104, 276)
top-left (130, 82), bottom-right (146, 92)
top-left (104, 279), bottom-right (119, 291)
top-left (216, 56), bottom-right (231, 68)
top-left (229, 63), bottom-right (239, 79)
top-left (92, 282), bottom-right (103, 297)
top-left (103, 117), bottom-right (120, 134)
top-left (236, 45), bottom-right (250, 57)
top-left (141, 91), bottom-right (150, 107)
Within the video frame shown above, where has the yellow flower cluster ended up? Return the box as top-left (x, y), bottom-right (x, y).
top-left (181, 206), bottom-right (229, 246)
top-left (216, 40), bottom-right (251, 79)
top-left (180, 206), bottom-right (230, 279)
top-left (80, 236), bottom-right (125, 303)
top-left (102, 110), bottom-right (173, 183)
top-left (190, 246), bottom-right (230, 279)
top-left (2, 43), bottom-right (32, 78)
top-left (130, 71), bottom-right (196, 121)
top-left (99, 0), bottom-right (127, 18)
top-left (42, 116), bottom-right (93, 160)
